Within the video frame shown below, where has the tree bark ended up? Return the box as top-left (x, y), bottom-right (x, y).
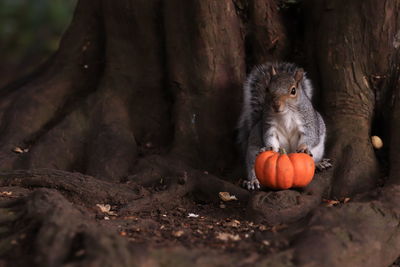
top-left (305, 0), bottom-right (400, 197)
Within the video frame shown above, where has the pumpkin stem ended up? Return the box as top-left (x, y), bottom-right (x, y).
top-left (279, 148), bottom-right (287, 154)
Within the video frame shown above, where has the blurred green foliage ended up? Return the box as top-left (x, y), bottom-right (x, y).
top-left (0, 0), bottom-right (77, 64)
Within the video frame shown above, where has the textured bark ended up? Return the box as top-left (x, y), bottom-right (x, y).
top-left (0, 0), bottom-right (400, 266)
top-left (246, 0), bottom-right (290, 65)
top-left (163, 0), bottom-right (245, 170)
top-left (0, 189), bottom-right (136, 267)
top-left (0, 169), bottom-right (144, 205)
top-left (305, 0), bottom-right (400, 197)
top-left (247, 168), bottom-right (332, 225)
top-left (388, 55), bottom-right (400, 184)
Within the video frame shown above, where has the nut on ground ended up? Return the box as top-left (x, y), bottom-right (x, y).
top-left (371, 136), bottom-right (383, 149)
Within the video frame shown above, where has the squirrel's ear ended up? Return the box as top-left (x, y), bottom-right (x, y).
top-left (294, 69), bottom-right (304, 82)
top-left (271, 66), bottom-right (277, 76)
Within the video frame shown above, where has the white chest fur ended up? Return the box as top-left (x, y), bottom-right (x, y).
top-left (269, 110), bottom-right (303, 153)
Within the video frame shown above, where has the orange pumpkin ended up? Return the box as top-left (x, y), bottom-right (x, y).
top-left (254, 149), bottom-right (315, 189)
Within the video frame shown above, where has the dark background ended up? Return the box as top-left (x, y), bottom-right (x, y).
top-left (0, 0), bottom-right (76, 87)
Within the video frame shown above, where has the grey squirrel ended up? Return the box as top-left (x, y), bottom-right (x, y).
top-left (238, 62), bottom-right (331, 190)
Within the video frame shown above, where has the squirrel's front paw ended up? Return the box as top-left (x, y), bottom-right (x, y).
top-left (258, 146), bottom-right (274, 154)
top-left (316, 158), bottom-right (332, 172)
top-left (297, 144), bottom-right (313, 157)
top-left (242, 178), bottom-right (260, 191)
top-left (259, 146), bottom-right (279, 154)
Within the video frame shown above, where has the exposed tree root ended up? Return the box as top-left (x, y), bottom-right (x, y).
top-left (0, 169), bottom-right (144, 206)
top-left (247, 168), bottom-right (332, 225)
top-left (1, 176), bottom-right (400, 266)
top-left (0, 0), bottom-right (103, 171)
top-left (122, 155), bottom-right (250, 214)
top-left (0, 189), bottom-right (136, 267)
top-left (292, 185), bottom-right (400, 267)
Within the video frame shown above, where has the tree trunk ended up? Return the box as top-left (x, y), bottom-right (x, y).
top-left (305, 0), bottom-right (400, 197)
top-left (0, 0), bottom-right (400, 266)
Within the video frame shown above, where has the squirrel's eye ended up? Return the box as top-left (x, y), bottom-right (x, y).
top-left (290, 87), bottom-right (296, 95)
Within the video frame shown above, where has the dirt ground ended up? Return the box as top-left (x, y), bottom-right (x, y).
top-left (3, 181), bottom-right (392, 266)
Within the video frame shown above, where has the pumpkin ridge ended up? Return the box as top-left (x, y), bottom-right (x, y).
top-left (274, 154), bottom-right (279, 189)
top-left (276, 153), bottom-right (294, 189)
top-left (254, 150), bottom-right (276, 185)
top-left (264, 153), bottom-right (279, 188)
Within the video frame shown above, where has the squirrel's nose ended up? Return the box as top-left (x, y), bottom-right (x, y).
top-left (272, 101), bottom-right (284, 113)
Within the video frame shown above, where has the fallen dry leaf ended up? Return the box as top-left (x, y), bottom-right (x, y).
top-left (0, 191), bottom-right (12, 196)
top-left (259, 225), bottom-right (268, 231)
top-left (97, 203), bottom-right (111, 212)
top-left (270, 224), bottom-right (288, 232)
top-left (96, 204), bottom-right (117, 216)
top-left (323, 199), bottom-right (340, 207)
top-left (216, 232), bottom-right (241, 242)
top-left (262, 240), bottom-right (270, 246)
top-left (343, 197), bottom-right (351, 203)
top-left (223, 220), bottom-right (240, 228)
top-left (120, 216), bottom-right (138, 221)
top-left (219, 192), bottom-right (238, 202)
top-left (172, 230), bottom-right (184, 237)
top-left (12, 147), bottom-right (24, 154)
top-left (12, 147), bottom-right (29, 154)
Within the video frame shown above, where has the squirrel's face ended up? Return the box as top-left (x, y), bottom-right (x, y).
top-left (267, 69), bottom-right (303, 114)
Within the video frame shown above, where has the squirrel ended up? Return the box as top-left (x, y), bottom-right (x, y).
top-left (237, 62), bottom-right (331, 190)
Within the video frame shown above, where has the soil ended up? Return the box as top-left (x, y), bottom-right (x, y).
top-left (101, 196), bottom-right (289, 255)
top-left (0, 181), bottom-right (350, 265)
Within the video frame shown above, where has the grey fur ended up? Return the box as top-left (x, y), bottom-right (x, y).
top-left (237, 62), bottom-right (326, 190)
